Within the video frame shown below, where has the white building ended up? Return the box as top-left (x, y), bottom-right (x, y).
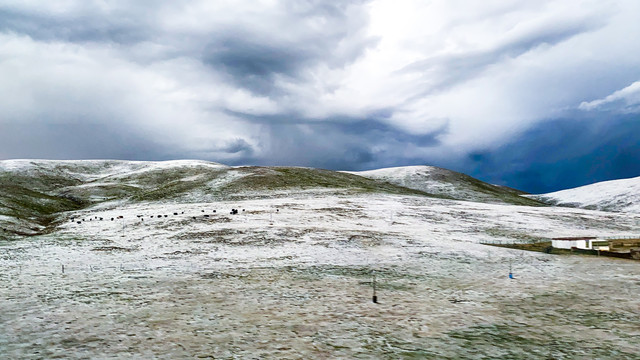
top-left (551, 237), bottom-right (597, 250)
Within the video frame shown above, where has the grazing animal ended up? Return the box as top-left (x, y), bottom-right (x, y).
top-left (192, 216), bottom-right (196, 220)
top-left (82, 219), bottom-right (85, 221)
top-left (99, 217), bottom-right (103, 221)
top-left (181, 211), bottom-right (184, 214)
top-left (204, 215), bottom-right (209, 218)
top-left (230, 209), bottom-right (238, 215)
top-left (164, 215), bottom-right (168, 218)
top-left (213, 210), bottom-right (216, 213)
top-left (173, 213), bottom-right (178, 216)
top-left (77, 221), bottom-right (82, 224)
top-left (201, 210), bottom-right (205, 213)
top-left (117, 216), bottom-right (124, 219)
top-left (150, 215), bottom-right (154, 218)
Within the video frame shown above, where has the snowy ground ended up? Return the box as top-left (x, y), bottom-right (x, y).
top-left (2, 192), bottom-right (640, 358)
top-left (527, 175), bottom-right (640, 212)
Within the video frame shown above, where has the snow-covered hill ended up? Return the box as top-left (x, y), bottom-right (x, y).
top-left (346, 165), bottom-right (541, 206)
top-left (527, 175), bottom-right (640, 212)
top-left (0, 160), bottom-right (431, 235)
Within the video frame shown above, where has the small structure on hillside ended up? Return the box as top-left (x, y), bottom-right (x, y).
top-left (552, 236), bottom-right (640, 259)
top-left (551, 237), bottom-right (597, 250)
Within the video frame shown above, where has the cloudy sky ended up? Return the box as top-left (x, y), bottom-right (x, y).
top-left (1, 0), bottom-right (639, 193)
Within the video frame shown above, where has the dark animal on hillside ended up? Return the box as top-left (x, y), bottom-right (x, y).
top-left (117, 216), bottom-right (124, 219)
top-left (192, 216), bottom-right (196, 220)
top-left (213, 210), bottom-right (216, 213)
top-left (76, 221), bottom-right (82, 224)
top-left (181, 211), bottom-right (184, 214)
top-left (204, 215), bottom-right (209, 218)
top-left (111, 218), bottom-right (114, 221)
top-left (230, 209), bottom-right (238, 215)
top-left (201, 210), bottom-right (205, 212)
top-left (99, 217), bottom-right (103, 221)
top-left (173, 213), bottom-right (178, 216)
top-left (164, 215), bottom-right (168, 218)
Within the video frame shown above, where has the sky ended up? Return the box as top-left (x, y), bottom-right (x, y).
top-left (1, 0), bottom-right (639, 193)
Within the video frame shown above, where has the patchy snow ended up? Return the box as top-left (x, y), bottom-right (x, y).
top-left (3, 161), bottom-right (640, 358)
top-left (346, 165), bottom-right (520, 204)
top-left (0, 159), bottom-right (228, 181)
top-left (2, 190), bottom-right (640, 358)
top-left (527, 175), bottom-right (640, 212)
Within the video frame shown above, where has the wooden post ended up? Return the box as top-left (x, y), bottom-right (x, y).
top-left (372, 272), bottom-right (378, 303)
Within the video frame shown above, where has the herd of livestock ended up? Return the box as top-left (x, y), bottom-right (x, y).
top-left (69, 208), bottom-right (252, 225)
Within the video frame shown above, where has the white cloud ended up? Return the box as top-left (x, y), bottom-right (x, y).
top-left (579, 80), bottom-right (640, 112)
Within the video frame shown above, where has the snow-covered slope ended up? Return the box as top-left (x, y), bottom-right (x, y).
top-left (346, 166), bottom-right (542, 206)
top-left (3, 160), bottom-right (640, 358)
top-left (0, 160), bottom-right (431, 235)
top-left (527, 175), bottom-right (640, 212)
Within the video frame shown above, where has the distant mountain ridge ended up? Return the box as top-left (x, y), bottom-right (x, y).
top-left (526, 175), bottom-right (640, 212)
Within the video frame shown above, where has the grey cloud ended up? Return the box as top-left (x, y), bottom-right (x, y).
top-left (0, 1), bottom-right (376, 96)
top-left (0, 121), bottom-right (168, 161)
top-left (203, 36), bottom-right (319, 95)
top-left (221, 138), bottom-right (253, 154)
top-left (227, 115), bottom-right (448, 169)
top-left (0, 6), bottom-right (154, 45)
top-left (201, 4), bottom-right (375, 95)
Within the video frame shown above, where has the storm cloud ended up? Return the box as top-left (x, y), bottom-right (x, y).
top-left (1, 0), bottom-right (639, 191)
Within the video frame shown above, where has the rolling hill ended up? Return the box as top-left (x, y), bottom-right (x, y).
top-left (0, 159), bottom-right (436, 235)
top-left (526, 175), bottom-right (640, 212)
top-left (345, 165), bottom-right (543, 206)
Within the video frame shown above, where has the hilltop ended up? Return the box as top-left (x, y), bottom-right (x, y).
top-left (345, 165), bottom-right (543, 206)
top-left (527, 175), bottom-right (640, 212)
